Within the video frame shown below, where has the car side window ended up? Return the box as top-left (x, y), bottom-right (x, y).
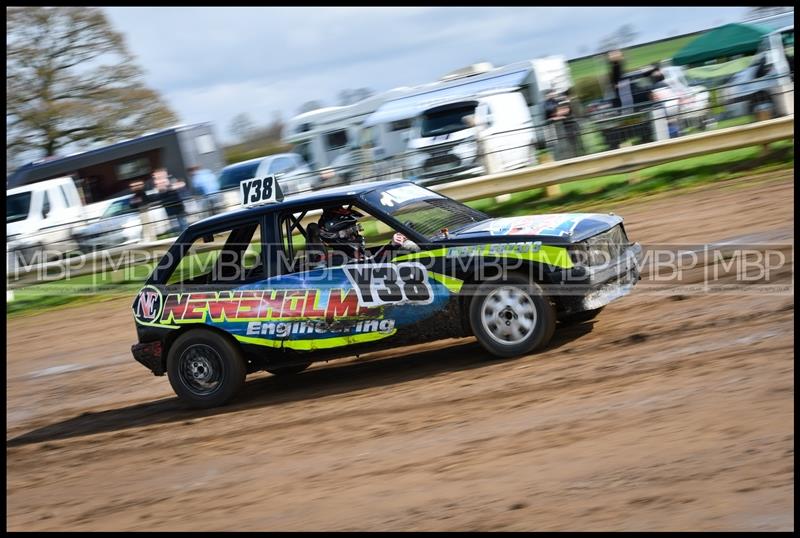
top-left (164, 221), bottom-right (264, 288)
top-left (270, 157), bottom-right (295, 175)
top-left (277, 203), bottom-right (406, 276)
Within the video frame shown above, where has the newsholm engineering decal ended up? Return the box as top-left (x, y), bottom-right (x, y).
top-left (132, 263), bottom-right (451, 350)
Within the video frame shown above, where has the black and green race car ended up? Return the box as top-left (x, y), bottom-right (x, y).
top-left (132, 178), bottom-right (642, 408)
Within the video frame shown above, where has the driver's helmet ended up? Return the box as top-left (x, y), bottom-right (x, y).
top-left (318, 206), bottom-right (365, 258)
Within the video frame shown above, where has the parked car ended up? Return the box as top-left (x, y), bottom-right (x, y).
top-left (213, 154), bottom-right (319, 214)
top-left (71, 194), bottom-right (170, 252)
top-left (721, 25), bottom-right (794, 118)
top-left (590, 65), bottom-right (709, 150)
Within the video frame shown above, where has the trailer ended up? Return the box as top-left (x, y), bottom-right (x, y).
top-left (7, 123), bottom-right (225, 206)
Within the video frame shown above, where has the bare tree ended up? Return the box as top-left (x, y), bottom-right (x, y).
top-left (229, 113), bottom-right (256, 142)
top-left (337, 88), bottom-right (374, 106)
top-left (6, 7), bottom-right (178, 163)
top-left (298, 100), bottom-right (324, 114)
top-left (615, 24), bottom-right (638, 48)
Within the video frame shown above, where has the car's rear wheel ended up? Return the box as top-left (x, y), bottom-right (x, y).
top-left (266, 362), bottom-right (311, 376)
top-left (469, 274), bottom-right (556, 358)
top-left (167, 329), bottom-right (246, 409)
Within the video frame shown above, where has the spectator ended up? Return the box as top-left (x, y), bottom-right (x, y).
top-left (608, 49), bottom-right (626, 109)
top-left (152, 168), bottom-right (188, 234)
top-left (319, 167), bottom-right (340, 187)
top-left (188, 165), bottom-right (218, 196)
top-left (129, 178), bottom-right (156, 242)
top-left (544, 90), bottom-right (574, 160)
top-left (562, 87), bottom-right (585, 158)
top-left (187, 164), bottom-right (219, 216)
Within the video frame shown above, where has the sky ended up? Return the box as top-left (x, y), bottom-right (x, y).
top-left (103, 7), bottom-right (750, 145)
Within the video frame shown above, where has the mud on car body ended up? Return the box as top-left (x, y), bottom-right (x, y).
top-left (131, 178), bottom-right (643, 408)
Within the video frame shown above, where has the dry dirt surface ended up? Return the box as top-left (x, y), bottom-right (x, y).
top-left (6, 172), bottom-right (794, 531)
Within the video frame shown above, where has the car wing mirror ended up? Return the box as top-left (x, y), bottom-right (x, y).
top-left (202, 233), bottom-right (215, 243)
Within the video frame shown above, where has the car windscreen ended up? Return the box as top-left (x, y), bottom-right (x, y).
top-left (362, 183), bottom-right (489, 240)
top-left (7, 192), bottom-right (32, 223)
top-left (218, 162), bottom-right (261, 191)
top-left (420, 103), bottom-right (477, 137)
top-left (103, 198), bottom-right (136, 218)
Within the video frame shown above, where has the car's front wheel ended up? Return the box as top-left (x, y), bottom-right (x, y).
top-left (469, 274), bottom-right (556, 358)
top-left (167, 329), bottom-right (247, 409)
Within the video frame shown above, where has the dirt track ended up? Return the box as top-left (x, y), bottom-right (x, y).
top-left (6, 172), bottom-right (795, 531)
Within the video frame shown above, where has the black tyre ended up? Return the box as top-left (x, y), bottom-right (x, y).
top-left (560, 306), bottom-right (605, 325)
top-left (266, 362), bottom-right (311, 376)
top-left (167, 329), bottom-right (247, 409)
top-left (469, 274), bottom-right (556, 358)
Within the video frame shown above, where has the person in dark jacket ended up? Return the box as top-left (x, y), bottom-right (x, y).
top-left (608, 49), bottom-right (625, 109)
top-left (152, 168), bottom-right (188, 234)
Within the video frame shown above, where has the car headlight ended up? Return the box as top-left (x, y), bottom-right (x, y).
top-left (453, 140), bottom-right (478, 161)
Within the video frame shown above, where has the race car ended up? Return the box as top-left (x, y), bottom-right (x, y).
top-left (131, 176), bottom-right (643, 408)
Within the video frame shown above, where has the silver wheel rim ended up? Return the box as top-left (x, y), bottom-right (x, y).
top-left (179, 344), bottom-right (224, 396)
top-left (480, 286), bottom-right (538, 345)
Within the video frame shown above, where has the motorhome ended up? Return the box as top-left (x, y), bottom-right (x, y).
top-left (284, 56), bottom-right (571, 183)
top-left (362, 57), bottom-right (571, 167)
top-left (282, 88), bottom-right (413, 182)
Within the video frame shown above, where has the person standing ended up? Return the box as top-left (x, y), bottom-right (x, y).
top-left (129, 178), bottom-right (156, 242)
top-left (608, 49), bottom-right (626, 109)
top-left (152, 168), bottom-right (188, 234)
top-left (562, 87), bottom-right (585, 158)
top-left (187, 165), bottom-right (219, 216)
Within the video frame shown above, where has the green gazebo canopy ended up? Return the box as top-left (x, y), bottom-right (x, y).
top-left (673, 23), bottom-right (773, 66)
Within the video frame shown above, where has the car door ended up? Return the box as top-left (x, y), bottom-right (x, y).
top-left (262, 203), bottom-right (457, 354)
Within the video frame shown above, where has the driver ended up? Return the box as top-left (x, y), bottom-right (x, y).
top-left (317, 206), bottom-right (418, 265)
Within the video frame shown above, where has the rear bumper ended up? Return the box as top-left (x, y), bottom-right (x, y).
top-left (131, 340), bottom-right (164, 376)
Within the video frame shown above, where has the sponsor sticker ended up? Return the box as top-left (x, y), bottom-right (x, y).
top-left (133, 285), bottom-right (164, 323)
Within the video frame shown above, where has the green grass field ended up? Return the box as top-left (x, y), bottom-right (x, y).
top-left (569, 34), bottom-right (698, 83)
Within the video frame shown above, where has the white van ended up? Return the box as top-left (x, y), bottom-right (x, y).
top-left (7, 176), bottom-right (86, 264)
top-left (404, 89), bottom-right (536, 184)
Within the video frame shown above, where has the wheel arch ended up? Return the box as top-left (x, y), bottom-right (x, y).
top-left (162, 324), bottom-right (260, 374)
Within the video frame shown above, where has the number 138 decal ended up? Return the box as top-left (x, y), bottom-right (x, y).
top-left (344, 262), bottom-right (435, 307)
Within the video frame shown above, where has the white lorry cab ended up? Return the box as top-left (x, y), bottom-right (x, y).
top-left (7, 176), bottom-right (85, 264)
top-left (404, 89), bottom-right (535, 184)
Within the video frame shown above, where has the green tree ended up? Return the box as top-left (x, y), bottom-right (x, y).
top-left (6, 7), bottom-right (178, 164)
